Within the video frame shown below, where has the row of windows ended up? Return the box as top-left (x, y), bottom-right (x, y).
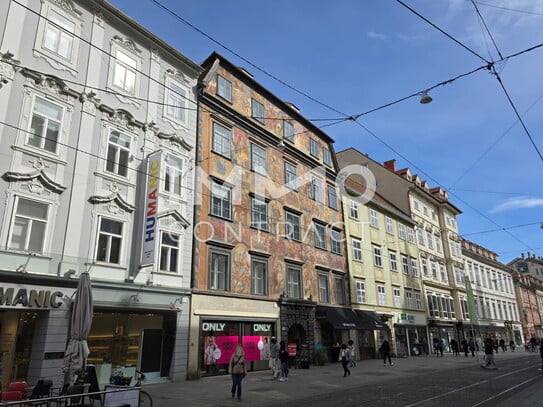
top-left (355, 281), bottom-right (423, 309)
top-left (416, 228), bottom-right (442, 252)
top-left (215, 77), bottom-right (332, 166)
top-left (466, 262), bottom-right (514, 294)
top-left (427, 294), bottom-right (456, 319)
top-left (471, 298), bottom-right (518, 322)
top-left (421, 259), bottom-right (448, 283)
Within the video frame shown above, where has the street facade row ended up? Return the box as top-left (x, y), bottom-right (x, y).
top-left (0, 0), bottom-right (541, 389)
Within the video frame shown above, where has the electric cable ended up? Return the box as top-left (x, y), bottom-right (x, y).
top-left (461, 222), bottom-right (542, 237)
top-left (470, 0), bottom-right (504, 60)
top-left (473, 1), bottom-right (543, 17)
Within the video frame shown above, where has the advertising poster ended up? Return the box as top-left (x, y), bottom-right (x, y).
top-left (215, 335), bottom-right (238, 364)
top-left (242, 336), bottom-right (261, 362)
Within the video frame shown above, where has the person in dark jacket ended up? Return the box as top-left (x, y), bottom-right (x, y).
top-left (228, 344), bottom-right (247, 400)
top-left (380, 340), bottom-right (393, 366)
top-left (482, 337), bottom-right (497, 369)
top-left (462, 338), bottom-right (469, 357)
top-left (339, 343), bottom-right (350, 377)
top-left (278, 341), bottom-right (289, 382)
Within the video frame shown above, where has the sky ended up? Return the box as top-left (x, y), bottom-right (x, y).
top-left (107, 0), bottom-right (543, 263)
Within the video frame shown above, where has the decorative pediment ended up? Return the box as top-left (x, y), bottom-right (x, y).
top-left (112, 35), bottom-right (141, 55)
top-left (2, 167), bottom-right (66, 194)
top-left (166, 68), bottom-right (189, 85)
top-left (22, 69), bottom-right (79, 99)
top-left (88, 191), bottom-right (135, 213)
top-left (156, 132), bottom-right (193, 151)
top-left (158, 210), bottom-right (190, 229)
top-left (52, 0), bottom-right (82, 17)
top-left (98, 106), bottom-right (144, 130)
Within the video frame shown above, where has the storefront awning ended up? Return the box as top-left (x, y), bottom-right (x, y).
top-left (315, 306), bottom-right (365, 330)
top-left (354, 309), bottom-right (389, 331)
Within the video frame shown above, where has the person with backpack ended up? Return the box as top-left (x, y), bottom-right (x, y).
top-left (228, 344), bottom-right (247, 400)
top-left (339, 343), bottom-right (350, 377)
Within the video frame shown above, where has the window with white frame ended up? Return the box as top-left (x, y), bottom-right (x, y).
top-left (283, 120), bottom-right (294, 141)
top-left (431, 261), bottom-right (438, 278)
top-left (440, 264), bottom-right (447, 281)
top-left (9, 197), bottom-right (49, 254)
top-left (217, 75), bottom-right (232, 102)
top-left (436, 237), bottom-right (442, 253)
top-left (112, 49), bottom-right (137, 94)
top-left (349, 199), bottom-right (359, 219)
top-left (284, 210), bottom-right (301, 241)
top-left (318, 273), bottom-right (329, 303)
top-left (402, 255), bottom-right (409, 274)
top-left (413, 199), bottom-right (420, 211)
top-left (105, 129), bottom-right (130, 177)
top-left (335, 276), bottom-right (345, 305)
top-left (389, 251), bottom-right (398, 272)
top-left (373, 245), bottom-right (382, 267)
top-left (28, 95), bottom-right (63, 154)
top-left (415, 292), bottom-right (422, 310)
top-left (96, 217), bottom-right (123, 264)
top-left (421, 258), bottom-right (428, 276)
top-left (385, 217), bottom-right (394, 234)
top-left (165, 80), bottom-right (186, 124)
top-left (398, 223), bottom-right (406, 240)
top-left (393, 288), bottom-right (401, 307)
top-left (410, 258), bottom-right (418, 276)
top-left (284, 161), bottom-right (297, 188)
top-left (330, 229), bottom-right (341, 255)
top-left (417, 228), bottom-right (425, 245)
top-left (251, 143), bottom-right (267, 175)
top-left (252, 99), bottom-right (265, 123)
top-left (426, 231), bottom-right (434, 249)
top-left (328, 185), bottom-right (338, 209)
top-left (310, 139), bottom-right (319, 158)
top-left (377, 285), bottom-right (386, 305)
top-left (310, 177), bottom-right (323, 203)
top-left (405, 291), bottom-right (413, 308)
top-left (251, 257), bottom-right (267, 295)
top-left (211, 181), bottom-right (232, 219)
top-left (352, 238), bottom-right (362, 261)
top-left (323, 148), bottom-right (332, 166)
top-left (159, 232), bottom-right (179, 272)
top-left (43, 9), bottom-right (75, 60)
top-left (314, 222), bottom-right (327, 249)
top-left (287, 264), bottom-right (302, 299)
top-left (212, 122), bottom-right (232, 158)
top-left (209, 248), bottom-right (230, 291)
top-left (407, 227), bottom-right (415, 243)
top-left (164, 155), bottom-right (184, 196)
top-left (356, 280), bottom-right (366, 303)
top-left (251, 197), bottom-right (268, 231)
top-left (369, 209), bottom-right (378, 227)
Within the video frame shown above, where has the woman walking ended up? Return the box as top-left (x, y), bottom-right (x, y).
top-left (228, 344), bottom-right (247, 400)
top-left (380, 339), bottom-right (393, 366)
top-left (339, 343), bottom-right (350, 377)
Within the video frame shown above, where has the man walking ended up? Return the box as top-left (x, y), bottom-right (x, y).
top-left (269, 337), bottom-right (280, 380)
top-left (482, 336), bottom-right (497, 369)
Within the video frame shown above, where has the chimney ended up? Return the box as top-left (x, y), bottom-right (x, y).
top-left (383, 159), bottom-right (396, 172)
top-left (521, 253), bottom-right (525, 259)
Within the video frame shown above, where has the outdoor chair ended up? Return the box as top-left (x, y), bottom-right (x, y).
top-left (29, 380), bottom-right (53, 406)
top-left (8, 381), bottom-right (28, 392)
top-left (1, 389), bottom-right (23, 402)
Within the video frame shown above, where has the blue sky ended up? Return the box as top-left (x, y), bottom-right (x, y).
top-left (108, 0), bottom-right (543, 263)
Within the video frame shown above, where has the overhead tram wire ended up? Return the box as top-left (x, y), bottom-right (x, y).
top-left (470, 0), bottom-right (504, 61)
top-left (461, 222), bottom-right (543, 237)
top-left (473, 1), bottom-right (543, 17)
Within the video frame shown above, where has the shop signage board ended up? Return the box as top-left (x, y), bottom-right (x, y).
top-left (0, 283), bottom-right (74, 309)
top-left (141, 151), bottom-right (161, 266)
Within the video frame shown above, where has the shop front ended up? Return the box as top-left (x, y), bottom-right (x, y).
top-left (394, 312), bottom-right (428, 357)
top-left (428, 320), bottom-right (457, 353)
top-left (354, 309), bottom-right (390, 359)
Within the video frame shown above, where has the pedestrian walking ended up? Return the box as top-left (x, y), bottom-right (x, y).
top-left (347, 339), bottom-right (356, 367)
top-left (539, 341), bottom-right (543, 372)
top-left (339, 343), bottom-right (350, 377)
top-left (481, 337), bottom-right (497, 369)
top-left (228, 344), bottom-right (247, 400)
top-left (462, 338), bottom-right (469, 357)
top-left (468, 337), bottom-right (476, 357)
top-left (437, 337), bottom-right (445, 357)
top-left (509, 340), bottom-right (516, 352)
top-left (450, 339), bottom-right (459, 356)
top-left (499, 338), bottom-right (506, 353)
top-left (278, 341), bottom-right (289, 382)
top-left (380, 339), bottom-right (393, 366)
top-left (269, 336), bottom-right (280, 380)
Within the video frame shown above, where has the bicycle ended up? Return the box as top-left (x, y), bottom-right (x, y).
top-left (134, 370), bottom-right (153, 407)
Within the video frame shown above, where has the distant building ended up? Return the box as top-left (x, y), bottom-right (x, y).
top-left (508, 252), bottom-right (543, 281)
top-left (511, 272), bottom-right (543, 341)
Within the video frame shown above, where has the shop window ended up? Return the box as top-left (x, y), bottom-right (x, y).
top-left (9, 197), bottom-right (49, 254)
top-left (209, 248), bottom-right (230, 291)
top-left (96, 217), bottom-right (123, 264)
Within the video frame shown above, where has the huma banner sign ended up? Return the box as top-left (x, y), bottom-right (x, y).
top-left (141, 152), bottom-right (161, 266)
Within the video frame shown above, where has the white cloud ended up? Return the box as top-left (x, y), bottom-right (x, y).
top-left (367, 31), bottom-right (386, 40)
top-left (490, 196), bottom-right (543, 213)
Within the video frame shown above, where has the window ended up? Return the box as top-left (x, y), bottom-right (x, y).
top-left (217, 75), bottom-right (232, 102)
top-left (323, 148), bottom-right (332, 166)
top-left (284, 162), bottom-right (297, 188)
top-left (314, 222), bottom-right (326, 249)
top-left (209, 249), bottom-right (230, 291)
top-left (310, 177), bottom-right (323, 203)
top-left (389, 252), bottom-right (398, 272)
top-left (415, 292), bottom-right (422, 310)
top-left (164, 155), bottom-right (184, 196)
top-left (328, 185), bottom-right (338, 209)
top-left (251, 258), bottom-right (267, 295)
top-left (252, 99), bottom-right (265, 123)
top-left (330, 229), bottom-right (341, 255)
top-left (285, 210), bottom-right (301, 241)
top-left (398, 223), bottom-right (406, 240)
top-left (369, 209), bottom-right (378, 227)
top-left (335, 277), bottom-right (345, 305)
top-left (318, 273), bottom-right (329, 303)
top-left (106, 129), bottom-right (130, 177)
top-left (283, 120), bottom-right (294, 141)
top-left (43, 9), bottom-right (75, 60)
top-left (436, 238), bottom-right (442, 253)
top-left (251, 197), bottom-right (268, 231)
top-left (96, 218), bottom-right (123, 264)
top-left (251, 144), bottom-right (267, 175)
top-left (377, 285), bottom-right (386, 305)
top-left (385, 217), bottom-right (394, 234)
top-left (417, 228), bottom-right (425, 245)
top-left (113, 49), bottom-right (137, 94)
top-left (352, 238), bottom-right (362, 261)
top-left (431, 262), bottom-right (438, 278)
top-left (165, 81), bottom-right (186, 123)
top-left (410, 258), bottom-right (418, 276)
top-left (287, 265), bottom-right (302, 299)
top-left (310, 139), bottom-right (319, 158)
top-left (349, 200), bottom-right (359, 219)
top-left (407, 227), bottom-right (415, 243)
top-left (211, 181), bottom-right (232, 219)
top-left (373, 245), bottom-right (382, 267)
top-left (440, 264), bottom-right (447, 281)
top-left (159, 232), bottom-right (179, 272)
top-left (426, 231), bottom-right (434, 249)
top-left (402, 255), bottom-right (409, 274)
top-left (421, 258), bottom-right (428, 276)
top-left (393, 288), bottom-right (401, 307)
top-left (405, 291), bottom-right (413, 308)
top-left (9, 197), bottom-right (48, 253)
top-left (28, 96), bottom-right (63, 153)
top-left (356, 281), bottom-right (366, 303)
top-left (413, 200), bottom-right (420, 211)
top-left (212, 123), bottom-right (232, 159)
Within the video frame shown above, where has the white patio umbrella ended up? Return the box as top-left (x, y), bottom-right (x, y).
top-left (63, 271), bottom-right (94, 376)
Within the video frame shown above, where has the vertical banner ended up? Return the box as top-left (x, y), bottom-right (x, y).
top-left (141, 152), bottom-right (161, 266)
top-left (464, 276), bottom-right (479, 326)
